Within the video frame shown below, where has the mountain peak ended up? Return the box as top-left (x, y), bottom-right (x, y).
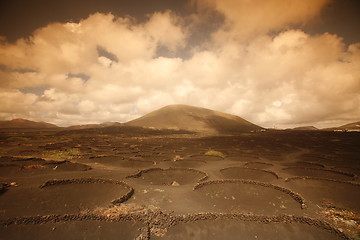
top-left (10, 118), bottom-right (31, 123)
top-left (126, 104), bottom-right (262, 134)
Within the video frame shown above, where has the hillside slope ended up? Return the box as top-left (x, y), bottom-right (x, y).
top-left (0, 119), bottom-right (58, 129)
top-left (125, 104), bottom-right (262, 134)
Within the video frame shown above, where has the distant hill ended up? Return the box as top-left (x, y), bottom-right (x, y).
top-left (0, 119), bottom-right (58, 129)
top-left (292, 126), bottom-right (318, 131)
top-left (125, 104), bottom-right (262, 134)
top-left (66, 122), bottom-right (122, 130)
top-left (338, 121), bottom-right (360, 130)
top-left (325, 121), bottom-right (360, 132)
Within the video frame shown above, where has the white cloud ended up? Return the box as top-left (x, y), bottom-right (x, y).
top-left (98, 56), bottom-right (113, 68)
top-left (0, 2), bottom-right (359, 128)
top-left (0, 89), bottom-right (37, 114)
top-left (145, 10), bottom-right (187, 51)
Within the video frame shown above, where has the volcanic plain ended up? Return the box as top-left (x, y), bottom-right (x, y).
top-left (0, 105), bottom-right (359, 240)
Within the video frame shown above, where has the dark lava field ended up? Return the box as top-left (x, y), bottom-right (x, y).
top-left (0, 128), bottom-right (359, 239)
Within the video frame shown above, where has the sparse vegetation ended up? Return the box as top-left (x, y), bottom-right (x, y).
top-left (21, 165), bottom-right (44, 170)
top-left (173, 155), bottom-right (183, 161)
top-left (205, 150), bottom-right (225, 158)
top-left (321, 208), bottom-right (360, 239)
top-left (93, 203), bottom-right (146, 217)
top-left (7, 136), bottom-right (29, 141)
top-left (43, 148), bottom-right (81, 159)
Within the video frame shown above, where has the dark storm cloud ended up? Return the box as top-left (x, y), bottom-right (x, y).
top-left (0, 0), bottom-right (192, 42)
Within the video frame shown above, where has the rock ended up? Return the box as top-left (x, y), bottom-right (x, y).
top-left (344, 220), bottom-right (357, 226)
top-left (171, 181), bottom-right (180, 186)
top-left (154, 189), bottom-right (165, 192)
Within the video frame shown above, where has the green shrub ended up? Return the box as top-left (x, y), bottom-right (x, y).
top-left (205, 150), bottom-right (225, 158)
top-left (7, 136), bottom-right (29, 141)
top-left (43, 148), bottom-right (80, 159)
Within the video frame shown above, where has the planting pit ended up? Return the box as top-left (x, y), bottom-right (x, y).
top-left (89, 156), bottom-right (157, 168)
top-left (153, 217), bottom-right (348, 240)
top-left (243, 161), bottom-right (273, 169)
top-left (331, 167), bottom-right (360, 176)
top-left (0, 178), bottom-right (133, 218)
top-left (283, 161), bottom-right (325, 168)
top-left (299, 153), bottom-right (328, 162)
top-left (0, 217), bottom-right (143, 240)
top-left (286, 177), bottom-right (360, 212)
top-left (0, 157), bottom-right (91, 175)
top-left (166, 159), bottom-right (206, 168)
top-left (116, 159), bottom-right (156, 168)
top-left (220, 167), bottom-right (278, 182)
top-left (126, 167), bottom-right (208, 185)
top-left (193, 180), bottom-right (305, 214)
top-left (283, 167), bottom-right (355, 181)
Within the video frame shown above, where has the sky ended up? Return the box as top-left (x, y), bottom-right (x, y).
top-left (0, 0), bottom-right (359, 128)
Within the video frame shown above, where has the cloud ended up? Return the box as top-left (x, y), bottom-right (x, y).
top-left (0, 89), bottom-right (37, 114)
top-left (196, 0), bottom-right (330, 41)
top-left (0, 11), bottom-right (186, 75)
top-left (145, 10), bottom-right (187, 52)
top-left (0, 2), bottom-right (359, 128)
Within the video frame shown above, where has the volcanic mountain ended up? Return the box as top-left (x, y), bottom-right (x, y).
top-left (0, 119), bottom-right (58, 129)
top-left (325, 121), bottom-right (360, 131)
top-left (125, 104), bottom-right (263, 134)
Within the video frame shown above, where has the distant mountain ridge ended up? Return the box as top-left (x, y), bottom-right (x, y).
top-left (66, 122), bottom-right (122, 130)
top-left (338, 121), bottom-right (360, 129)
top-left (326, 121), bottom-right (360, 131)
top-left (1, 108), bottom-right (358, 134)
top-left (125, 104), bottom-right (262, 134)
top-left (0, 119), bottom-right (58, 128)
top-left (292, 126), bottom-right (318, 131)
